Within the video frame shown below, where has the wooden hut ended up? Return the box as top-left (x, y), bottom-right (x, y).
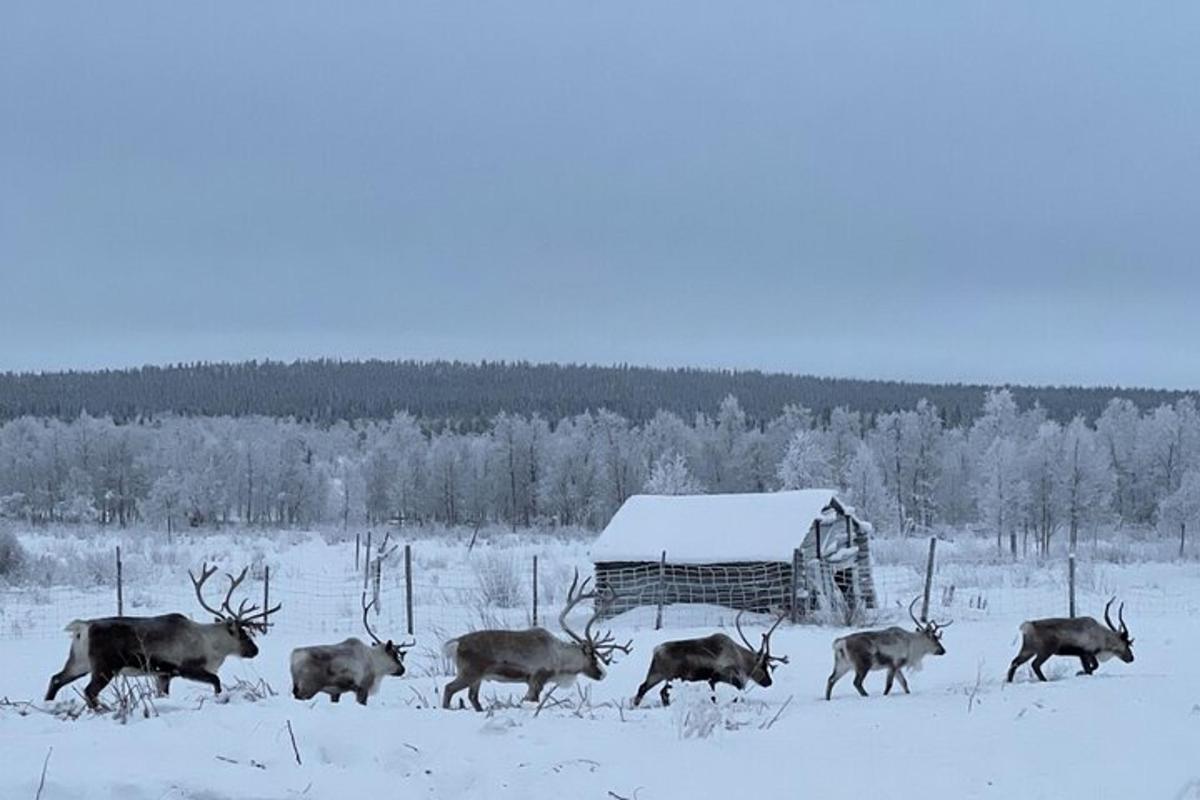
top-left (590, 489), bottom-right (876, 619)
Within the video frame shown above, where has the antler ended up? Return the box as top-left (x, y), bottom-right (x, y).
top-left (1103, 597), bottom-right (1117, 631)
top-left (1117, 601), bottom-right (1128, 636)
top-left (760, 612), bottom-right (789, 664)
top-left (191, 563), bottom-right (280, 630)
top-left (361, 592), bottom-right (382, 645)
top-left (189, 563), bottom-right (225, 618)
top-left (559, 569), bottom-right (630, 663)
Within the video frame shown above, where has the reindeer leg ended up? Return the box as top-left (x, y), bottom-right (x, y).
top-left (467, 681), bottom-right (483, 712)
top-left (45, 668), bottom-right (89, 702)
top-left (83, 670), bottom-right (114, 710)
top-left (633, 672), bottom-right (664, 707)
top-left (174, 664), bottom-right (222, 695)
top-left (895, 669), bottom-right (910, 694)
top-left (1030, 654), bottom-right (1050, 682)
top-left (523, 671), bottom-right (548, 703)
top-left (355, 687), bottom-right (370, 706)
top-left (660, 682), bottom-right (672, 707)
top-left (825, 663), bottom-right (849, 701)
top-left (883, 667), bottom-right (896, 695)
top-left (1007, 647), bottom-right (1036, 683)
top-left (851, 669), bottom-right (869, 697)
top-left (442, 674), bottom-right (471, 709)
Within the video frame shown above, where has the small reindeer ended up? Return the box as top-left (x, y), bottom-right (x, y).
top-left (1006, 598), bottom-right (1134, 682)
top-left (825, 597), bottom-right (949, 700)
top-left (632, 611), bottom-right (789, 707)
top-left (290, 594), bottom-right (414, 705)
top-left (442, 570), bottom-right (631, 711)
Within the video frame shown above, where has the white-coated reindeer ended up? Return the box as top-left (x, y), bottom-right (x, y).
top-left (825, 597), bottom-right (949, 700)
top-left (290, 593), bottom-right (414, 705)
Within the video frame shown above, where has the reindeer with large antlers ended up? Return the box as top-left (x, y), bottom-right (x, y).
top-left (45, 562), bottom-right (280, 709)
top-left (290, 594), bottom-right (415, 705)
top-left (632, 610), bottom-right (790, 707)
top-left (1006, 597), bottom-right (1134, 683)
top-left (825, 597), bottom-right (950, 700)
top-left (442, 570), bottom-right (632, 711)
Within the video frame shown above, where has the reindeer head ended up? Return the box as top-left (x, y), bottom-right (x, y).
top-left (735, 610), bottom-right (790, 687)
top-left (361, 592), bottom-right (414, 677)
top-left (1102, 597), bottom-right (1134, 663)
top-left (558, 570), bottom-right (632, 679)
top-left (189, 563), bottom-right (281, 658)
top-left (908, 596), bottom-right (951, 657)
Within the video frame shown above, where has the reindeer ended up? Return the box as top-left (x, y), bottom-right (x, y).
top-left (45, 563), bottom-right (279, 709)
top-left (632, 611), bottom-right (788, 707)
top-left (825, 597), bottom-right (949, 700)
top-left (290, 594), bottom-right (414, 705)
top-left (442, 570), bottom-right (631, 711)
top-left (1006, 597), bottom-right (1134, 682)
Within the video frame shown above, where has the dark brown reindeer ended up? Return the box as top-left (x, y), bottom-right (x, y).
top-left (45, 563), bottom-right (279, 709)
top-left (1006, 598), bottom-right (1134, 682)
top-left (825, 597), bottom-right (949, 700)
top-left (442, 570), bottom-right (631, 711)
top-left (290, 593), bottom-right (414, 705)
top-left (632, 611), bottom-right (789, 707)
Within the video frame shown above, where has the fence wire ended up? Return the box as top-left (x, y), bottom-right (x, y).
top-left (2, 546), bottom-right (1198, 644)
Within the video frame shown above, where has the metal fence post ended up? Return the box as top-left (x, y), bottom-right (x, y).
top-left (790, 547), bottom-right (802, 623)
top-left (532, 554), bottom-right (539, 627)
top-left (654, 550), bottom-right (667, 630)
top-left (404, 544), bottom-right (414, 637)
top-left (920, 537), bottom-right (936, 622)
top-left (116, 546), bottom-right (123, 616)
top-left (263, 565), bottom-right (270, 634)
top-left (355, 533), bottom-right (360, 572)
top-left (1068, 552), bottom-right (1077, 618)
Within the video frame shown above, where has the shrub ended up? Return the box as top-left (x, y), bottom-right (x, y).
top-left (473, 551), bottom-right (526, 609)
top-left (0, 529), bottom-right (26, 580)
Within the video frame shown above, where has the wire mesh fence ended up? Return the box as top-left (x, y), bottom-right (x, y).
top-left (2, 539), bottom-right (1198, 643)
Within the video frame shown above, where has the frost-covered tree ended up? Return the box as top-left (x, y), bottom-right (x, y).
top-left (1055, 417), bottom-right (1114, 551)
top-left (644, 452), bottom-right (702, 495)
top-left (777, 430), bottom-right (831, 490)
top-left (846, 441), bottom-right (888, 523)
top-left (1158, 469), bottom-right (1200, 557)
top-left (975, 436), bottom-right (1028, 556)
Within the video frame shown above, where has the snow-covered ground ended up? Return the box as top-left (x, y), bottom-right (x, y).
top-left (1, 529), bottom-right (1197, 799)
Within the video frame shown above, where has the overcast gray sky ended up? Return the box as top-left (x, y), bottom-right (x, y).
top-left (2, 2), bottom-right (1198, 388)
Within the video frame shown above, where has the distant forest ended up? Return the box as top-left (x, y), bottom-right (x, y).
top-left (0, 359), bottom-right (1189, 428)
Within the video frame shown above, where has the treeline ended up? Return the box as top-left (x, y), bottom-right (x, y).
top-left (3, 391), bottom-right (1200, 553)
top-left (0, 359), bottom-right (1188, 427)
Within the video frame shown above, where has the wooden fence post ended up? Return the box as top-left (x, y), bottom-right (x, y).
top-left (920, 537), bottom-right (936, 623)
top-left (654, 550), bottom-right (667, 630)
top-left (355, 533), bottom-right (360, 572)
top-left (532, 555), bottom-right (539, 627)
top-left (263, 565), bottom-right (270, 634)
top-left (404, 544), bottom-right (414, 636)
top-left (1068, 552), bottom-right (1077, 618)
top-left (116, 546), bottom-right (123, 616)
top-left (1181, 522), bottom-right (1187, 559)
top-left (372, 558), bottom-right (382, 613)
top-left (790, 547), bottom-right (802, 623)
top-left (814, 520), bottom-right (822, 562)
top-left (363, 531), bottom-right (372, 592)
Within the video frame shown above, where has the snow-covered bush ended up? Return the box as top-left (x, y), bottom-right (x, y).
top-left (473, 550), bottom-right (526, 608)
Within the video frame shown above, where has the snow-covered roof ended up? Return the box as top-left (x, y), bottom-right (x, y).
top-left (591, 489), bottom-right (868, 564)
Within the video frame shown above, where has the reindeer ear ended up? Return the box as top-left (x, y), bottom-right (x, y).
top-left (215, 616), bottom-right (224, 624)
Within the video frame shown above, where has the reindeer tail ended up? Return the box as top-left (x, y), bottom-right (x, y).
top-left (441, 637), bottom-right (460, 659)
top-left (64, 619), bottom-right (88, 637)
